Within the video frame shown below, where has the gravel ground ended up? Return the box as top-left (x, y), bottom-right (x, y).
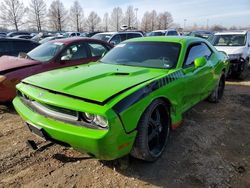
top-left (0, 72), bottom-right (249, 188)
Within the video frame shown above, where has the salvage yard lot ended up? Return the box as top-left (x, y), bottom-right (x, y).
top-left (0, 71), bottom-right (249, 188)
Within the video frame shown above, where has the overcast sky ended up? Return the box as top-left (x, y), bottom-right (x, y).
top-left (4, 0), bottom-right (250, 28)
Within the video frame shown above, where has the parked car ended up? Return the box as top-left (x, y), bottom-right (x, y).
top-left (92, 31), bottom-right (143, 45)
top-left (0, 32), bottom-right (7, 37)
top-left (187, 30), bottom-right (213, 39)
top-left (64, 32), bottom-right (81, 37)
top-left (0, 38), bottom-right (39, 57)
top-left (39, 36), bottom-right (66, 44)
top-left (13, 36), bottom-right (229, 161)
top-left (86, 31), bottom-right (102, 37)
top-left (31, 33), bottom-right (53, 42)
top-left (146, 29), bottom-right (179, 36)
top-left (7, 31), bottom-right (31, 37)
top-left (0, 37), bottom-right (112, 102)
top-left (210, 31), bottom-right (250, 79)
top-left (13, 35), bottom-right (33, 40)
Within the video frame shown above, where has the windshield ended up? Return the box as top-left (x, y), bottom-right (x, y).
top-left (27, 42), bottom-right (64, 62)
top-left (101, 42), bottom-right (181, 69)
top-left (211, 34), bottom-right (246, 46)
top-left (91, 33), bottom-right (113, 41)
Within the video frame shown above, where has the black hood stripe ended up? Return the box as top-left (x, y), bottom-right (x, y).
top-left (113, 70), bottom-right (184, 114)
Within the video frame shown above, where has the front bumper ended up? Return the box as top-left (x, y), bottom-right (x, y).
top-left (13, 96), bottom-right (136, 160)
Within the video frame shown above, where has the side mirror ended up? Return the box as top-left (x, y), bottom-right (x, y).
top-left (60, 55), bottom-right (70, 61)
top-left (194, 57), bottom-right (207, 68)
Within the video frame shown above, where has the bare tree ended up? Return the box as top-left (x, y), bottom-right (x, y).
top-left (28, 0), bottom-right (46, 31)
top-left (110, 7), bottom-right (123, 31)
top-left (48, 0), bottom-right (67, 31)
top-left (102, 12), bottom-right (109, 32)
top-left (157, 11), bottom-right (173, 30)
top-left (150, 10), bottom-right (157, 31)
top-left (86, 11), bottom-right (101, 32)
top-left (0, 0), bottom-right (27, 31)
top-left (140, 11), bottom-right (151, 32)
top-left (69, 0), bottom-right (83, 32)
top-left (124, 5), bottom-right (136, 28)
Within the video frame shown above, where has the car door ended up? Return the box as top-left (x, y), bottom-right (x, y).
top-left (181, 42), bottom-right (213, 110)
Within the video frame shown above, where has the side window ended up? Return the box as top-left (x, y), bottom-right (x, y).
top-left (127, 33), bottom-right (142, 39)
top-left (110, 34), bottom-right (121, 45)
top-left (184, 43), bottom-right (212, 67)
top-left (60, 43), bottom-right (88, 61)
top-left (88, 43), bottom-right (108, 57)
top-left (0, 41), bottom-right (12, 54)
top-left (76, 33), bottom-right (80, 36)
top-left (167, 31), bottom-right (178, 36)
top-left (120, 34), bottom-right (127, 42)
top-left (13, 41), bottom-right (26, 51)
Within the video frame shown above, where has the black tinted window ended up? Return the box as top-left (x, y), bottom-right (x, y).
top-left (127, 33), bottom-right (142, 39)
top-left (88, 43), bottom-right (108, 57)
top-left (185, 43), bottom-right (212, 66)
top-left (167, 31), bottom-right (178, 36)
top-left (0, 41), bottom-right (12, 53)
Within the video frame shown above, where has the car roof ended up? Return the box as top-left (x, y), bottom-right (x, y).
top-left (51, 37), bottom-right (112, 46)
top-left (125, 36), bottom-right (203, 44)
top-left (214, 30), bottom-right (248, 35)
top-left (151, 29), bottom-right (177, 32)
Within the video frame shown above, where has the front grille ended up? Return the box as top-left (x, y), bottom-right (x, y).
top-left (17, 90), bottom-right (105, 130)
top-left (18, 91), bottom-right (79, 122)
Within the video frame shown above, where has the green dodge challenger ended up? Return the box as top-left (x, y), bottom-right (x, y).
top-left (13, 37), bottom-right (229, 161)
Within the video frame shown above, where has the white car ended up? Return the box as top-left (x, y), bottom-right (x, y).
top-left (210, 31), bottom-right (250, 79)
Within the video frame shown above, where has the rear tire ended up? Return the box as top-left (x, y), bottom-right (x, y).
top-left (208, 73), bottom-right (225, 103)
top-left (130, 99), bottom-right (170, 162)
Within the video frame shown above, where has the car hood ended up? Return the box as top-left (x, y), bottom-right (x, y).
top-left (214, 46), bottom-right (245, 55)
top-left (23, 63), bottom-right (167, 103)
top-left (0, 56), bottom-right (40, 72)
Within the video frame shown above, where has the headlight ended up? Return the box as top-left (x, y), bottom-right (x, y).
top-left (0, 75), bottom-right (6, 82)
top-left (228, 53), bottom-right (242, 60)
top-left (82, 112), bottom-right (108, 128)
top-left (94, 115), bottom-right (108, 128)
top-left (83, 112), bottom-right (95, 123)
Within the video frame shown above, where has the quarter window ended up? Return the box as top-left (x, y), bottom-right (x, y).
top-left (185, 43), bottom-right (212, 66)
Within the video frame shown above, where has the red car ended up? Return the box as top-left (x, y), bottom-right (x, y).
top-left (0, 37), bottom-right (112, 102)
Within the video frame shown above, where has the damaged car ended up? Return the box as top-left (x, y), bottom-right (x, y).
top-left (0, 37), bottom-right (112, 102)
top-left (13, 36), bottom-right (229, 161)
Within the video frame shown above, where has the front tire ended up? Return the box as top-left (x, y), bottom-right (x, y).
top-left (130, 99), bottom-right (170, 162)
top-left (208, 74), bottom-right (225, 103)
